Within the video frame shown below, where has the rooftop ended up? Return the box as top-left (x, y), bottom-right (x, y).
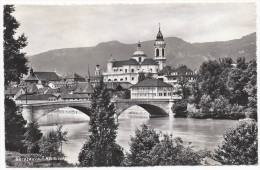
top-left (34, 72), bottom-right (61, 81)
top-left (131, 79), bottom-right (173, 88)
top-left (16, 94), bottom-right (57, 100)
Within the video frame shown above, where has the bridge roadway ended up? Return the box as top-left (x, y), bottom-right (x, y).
top-left (18, 98), bottom-right (177, 123)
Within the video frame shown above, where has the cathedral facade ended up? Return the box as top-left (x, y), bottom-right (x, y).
top-left (103, 27), bottom-right (166, 84)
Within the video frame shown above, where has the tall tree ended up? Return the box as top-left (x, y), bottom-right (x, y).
top-left (78, 76), bottom-right (124, 166)
top-left (5, 98), bottom-right (27, 152)
top-left (4, 5), bottom-right (28, 87)
top-left (23, 121), bottom-right (43, 153)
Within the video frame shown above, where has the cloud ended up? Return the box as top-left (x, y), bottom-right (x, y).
top-left (13, 3), bottom-right (256, 55)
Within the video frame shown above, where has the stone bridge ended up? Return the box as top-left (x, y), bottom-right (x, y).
top-left (18, 100), bottom-right (92, 123)
top-left (112, 99), bottom-right (177, 118)
top-left (18, 98), bottom-right (178, 123)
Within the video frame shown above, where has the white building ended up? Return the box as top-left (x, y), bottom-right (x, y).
top-left (130, 79), bottom-right (173, 99)
top-left (103, 26), bottom-right (166, 84)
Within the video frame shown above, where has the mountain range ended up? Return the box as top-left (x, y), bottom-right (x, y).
top-left (28, 32), bottom-right (256, 77)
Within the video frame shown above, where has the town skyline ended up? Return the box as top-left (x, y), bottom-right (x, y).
top-left (14, 3), bottom-right (255, 55)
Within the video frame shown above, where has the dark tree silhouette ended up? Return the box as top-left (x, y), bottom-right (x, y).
top-left (23, 121), bottom-right (43, 153)
top-left (5, 98), bottom-right (27, 152)
top-left (4, 5), bottom-right (28, 87)
top-left (78, 76), bottom-right (124, 166)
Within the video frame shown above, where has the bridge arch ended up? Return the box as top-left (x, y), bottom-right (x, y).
top-left (35, 106), bottom-right (92, 122)
top-left (20, 101), bottom-right (92, 123)
top-left (119, 104), bottom-right (168, 118)
top-left (113, 99), bottom-right (175, 118)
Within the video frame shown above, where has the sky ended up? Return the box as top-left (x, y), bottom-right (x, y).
top-left (13, 3), bottom-right (256, 55)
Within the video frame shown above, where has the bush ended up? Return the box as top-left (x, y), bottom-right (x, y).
top-left (214, 122), bottom-right (258, 165)
top-left (172, 99), bottom-right (188, 118)
top-left (124, 124), bottom-right (203, 166)
top-left (124, 124), bottom-right (160, 166)
top-left (149, 135), bottom-right (202, 165)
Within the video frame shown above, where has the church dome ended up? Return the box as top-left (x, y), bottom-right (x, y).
top-left (132, 41), bottom-right (147, 57)
top-left (133, 50), bottom-right (146, 57)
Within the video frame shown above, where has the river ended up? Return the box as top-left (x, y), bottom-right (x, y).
top-left (39, 107), bottom-right (238, 164)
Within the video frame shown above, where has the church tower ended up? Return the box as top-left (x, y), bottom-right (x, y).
top-left (154, 24), bottom-right (166, 71)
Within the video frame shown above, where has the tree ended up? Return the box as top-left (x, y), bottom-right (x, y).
top-left (198, 60), bottom-right (229, 99)
top-left (227, 68), bottom-right (249, 105)
top-left (5, 98), bottom-right (27, 152)
top-left (177, 77), bottom-right (191, 99)
top-left (78, 76), bottom-right (124, 166)
top-left (138, 72), bottom-right (146, 82)
top-left (214, 122), bottom-right (258, 165)
top-left (124, 124), bottom-right (202, 166)
top-left (39, 125), bottom-right (68, 162)
top-left (4, 5), bottom-right (28, 87)
top-left (23, 121), bottom-right (43, 153)
top-left (236, 57), bottom-right (248, 70)
top-left (56, 125), bottom-right (68, 154)
top-left (172, 99), bottom-right (188, 118)
top-left (125, 124), bottom-right (160, 166)
top-left (149, 135), bottom-right (202, 165)
top-left (39, 130), bottom-right (64, 161)
top-left (189, 80), bottom-right (202, 108)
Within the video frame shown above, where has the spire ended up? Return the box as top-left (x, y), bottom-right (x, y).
top-left (87, 64), bottom-right (90, 82)
top-left (156, 23), bottom-right (164, 40)
top-left (30, 66), bottom-right (34, 75)
top-left (137, 40), bottom-right (141, 50)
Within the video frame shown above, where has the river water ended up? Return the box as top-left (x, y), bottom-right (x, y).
top-left (39, 107), bottom-right (238, 164)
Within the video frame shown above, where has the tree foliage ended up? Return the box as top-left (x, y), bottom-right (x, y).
top-left (78, 77), bottom-right (124, 166)
top-left (138, 72), bottom-right (146, 82)
top-left (124, 124), bottom-right (202, 166)
top-left (189, 58), bottom-right (257, 120)
top-left (5, 98), bottom-right (27, 152)
top-left (4, 5), bottom-right (28, 87)
top-left (39, 125), bottom-right (68, 160)
top-left (214, 122), bottom-right (258, 165)
top-left (23, 121), bottom-right (42, 153)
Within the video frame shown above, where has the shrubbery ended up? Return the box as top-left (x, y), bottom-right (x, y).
top-left (123, 124), bottom-right (203, 166)
top-left (172, 99), bottom-right (188, 118)
top-left (214, 122), bottom-right (258, 165)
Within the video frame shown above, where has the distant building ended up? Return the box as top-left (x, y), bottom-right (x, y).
top-left (158, 64), bottom-right (197, 86)
top-left (4, 87), bottom-right (25, 100)
top-left (59, 93), bottom-right (90, 101)
top-left (24, 67), bottom-right (61, 87)
top-left (16, 94), bottom-right (58, 104)
top-left (74, 82), bottom-right (94, 97)
top-left (88, 64), bottom-right (102, 87)
top-left (103, 26), bottom-right (167, 84)
top-left (130, 79), bottom-right (173, 99)
top-left (63, 73), bottom-right (86, 84)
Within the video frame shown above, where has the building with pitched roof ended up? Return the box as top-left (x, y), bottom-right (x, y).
top-left (103, 26), bottom-right (166, 84)
top-left (63, 73), bottom-right (86, 84)
top-left (4, 86), bottom-right (25, 100)
top-left (130, 79), bottom-right (173, 99)
top-left (24, 67), bottom-right (61, 87)
top-left (158, 64), bottom-right (197, 86)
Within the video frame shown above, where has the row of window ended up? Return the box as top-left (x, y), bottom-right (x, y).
top-left (113, 68), bottom-right (135, 73)
top-left (131, 92), bottom-right (172, 97)
top-left (107, 77), bottom-right (135, 82)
